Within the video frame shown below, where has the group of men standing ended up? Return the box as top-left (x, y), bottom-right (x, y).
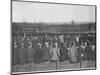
top-left (12, 32), bottom-right (96, 68)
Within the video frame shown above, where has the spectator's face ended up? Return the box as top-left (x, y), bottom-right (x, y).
top-left (45, 42), bottom-right (49, 47)
top-left (28, 44), bottom-right (32, 48)
top-left (91, 45), bottom-right (95, 51)
top-left (14, 42), bottom-right (17, 48)
top-left (55, 43), bottom-right (58, 48)
top-left (37, 43), bottom-right (41, 48)
top-left (85, 42), bottom-right (87, 47)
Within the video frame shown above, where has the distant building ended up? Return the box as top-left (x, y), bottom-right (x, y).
top-left (12, 22), bottom-right (96, 34)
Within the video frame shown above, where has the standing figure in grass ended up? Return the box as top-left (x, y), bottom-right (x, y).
top-left (42, 42), bottom-right (51, 63)
top-left (69, 42), bottom-right (77, 63)
top-left (51, 42), bottom-right (60, 61)
top-left (51, 42), bottom-right (60, 70)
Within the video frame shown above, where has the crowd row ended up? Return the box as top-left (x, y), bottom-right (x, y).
top-left (12, 33), bottom-right (96, 66)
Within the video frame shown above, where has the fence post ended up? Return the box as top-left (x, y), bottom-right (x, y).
top-left (56, 60), bottom-right (59, 70)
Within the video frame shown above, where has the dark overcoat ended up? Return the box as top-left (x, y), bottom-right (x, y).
top-left (42, 46), bottom-right (50, 61)
top-left (77, 47), bottom-right (86, 62)
top-left (34, 47), bottom-right (43, 63)
top-left (85, 46), bottom-right (93, 60)
top-left (59, 47), bottom-right (68, 61)
top-left (18, 47), bottom-right (27, 64)
top-left (26, 48), bottom-right (35, 63)
top-left (13, 47), bottom-right (18, 65)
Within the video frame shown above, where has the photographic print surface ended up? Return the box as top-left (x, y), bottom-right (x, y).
top-left (11, 0), bottom-right (96, 74)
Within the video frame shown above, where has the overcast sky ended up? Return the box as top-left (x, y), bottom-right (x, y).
top-left (12, 1), bottom-right (95, 23)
